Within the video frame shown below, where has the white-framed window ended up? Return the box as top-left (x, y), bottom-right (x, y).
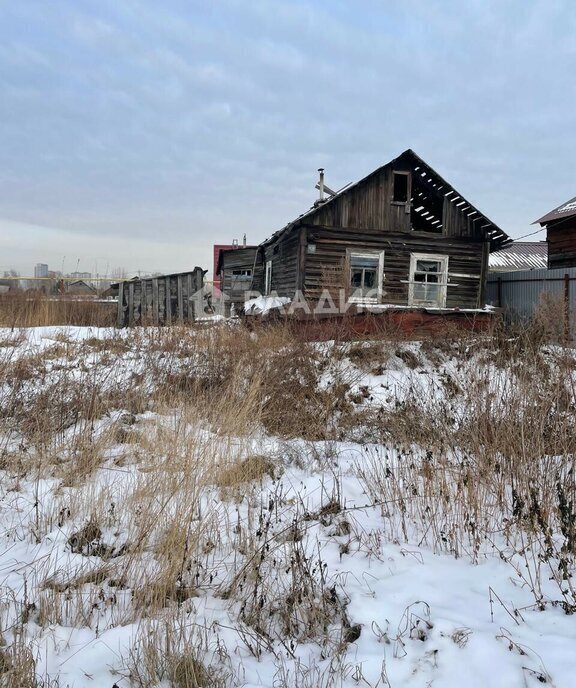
top-left (264, 260), bottom-right (272, 296)
top-left (229, 268), bottom-right (252, 292)
top-left (408, 253), bottom-right (449, 308)
top-left (348, 250), bottom-right (385, 303)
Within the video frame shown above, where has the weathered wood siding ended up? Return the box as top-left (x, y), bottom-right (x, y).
top-left (117, 267), bottom-right (204, 326)
top-left (548, 219), bottom-right (576, 269)
top-left (263, 230), bottom-right (301, 297)
top-left (309, 167), bottom-right (412, 233)
top-left (303, 226), bottom-right (484, 308)
top-left (220, 247), bottom-right (258, 311)
top-left (309, 159), bottom-right (487, 240)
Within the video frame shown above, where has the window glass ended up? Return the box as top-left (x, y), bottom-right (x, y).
top-left (350, 254), bottom-right (380, 298)
top-left (416, 259), bottom-right (440, 273)
top-left (409, 255), bottom-right (448, 307)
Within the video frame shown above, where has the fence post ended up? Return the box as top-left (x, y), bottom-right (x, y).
top-left (497, 276), bottom-right (502, 308)
top-left (177, 275), bottom-right (184, 321)
top-left (152, 278), bottom-right (159, 325)
top-left (564, 273), bottom-right (570, 340)
top-left (117, 282), bottom-right (125, 327)
top-left (165, 277), bottom-right (172, 325)
top-left (128, 282), bottom-right (134, 326)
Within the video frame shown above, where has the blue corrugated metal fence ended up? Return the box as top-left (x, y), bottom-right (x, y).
top-left (486, 267), bottom-right (576, 331)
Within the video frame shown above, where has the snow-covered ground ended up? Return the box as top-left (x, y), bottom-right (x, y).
top-left (0, 325), bottom-right (575, 687)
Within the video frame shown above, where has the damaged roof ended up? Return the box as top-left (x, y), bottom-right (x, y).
top-left (261, 149), bottom-right (511, 252)
top-left (534, 195), bottom-right (576, 226)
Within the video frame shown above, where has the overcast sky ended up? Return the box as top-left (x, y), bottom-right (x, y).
top-left (0, 0), bottom-right (574, 278)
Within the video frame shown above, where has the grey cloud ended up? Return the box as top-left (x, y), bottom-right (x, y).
top-left (0, 0), bottom-right (574, 276)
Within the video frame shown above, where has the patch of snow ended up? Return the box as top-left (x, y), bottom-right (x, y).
top-left (244, 296), bottom-right (291, 314)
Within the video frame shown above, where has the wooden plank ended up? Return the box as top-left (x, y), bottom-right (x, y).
top-left (165, 277), bottom-right (172, 325)
top-left (296, 225), bottom-right (307, 292)
top-left (177, 275), bottom-right (184, 321)
top-left (478, 240), bottom-right (490, 307)
top-left (117, 282), bottom-right (125, 327)
top-left (141, 279), bottom-right (148, 323)
top-left (128, 282), bottom-right (134, 326)
top-left (152, 278), bottom-right (159, 325)
top-left (186, 273), bottom-right (193, 319)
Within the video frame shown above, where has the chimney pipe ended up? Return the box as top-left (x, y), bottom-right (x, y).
top-left (318, 168), bottom-right (325, 202)
top-left (243, 233), bottom-right (247, 248)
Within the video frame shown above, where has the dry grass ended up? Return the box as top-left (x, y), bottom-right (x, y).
top-left (356, 320), bottom-right (576, 611)
top-left (0, 293), bottom-right (116, 328)
top-left (0, 306), bottom-right (575, 685)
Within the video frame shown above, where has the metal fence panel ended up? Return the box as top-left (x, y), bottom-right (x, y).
top-left (486, 267), bottom-right (576, 328)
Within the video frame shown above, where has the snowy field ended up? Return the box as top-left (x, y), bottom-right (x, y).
top-left (0, 324), bottom-right (575, 687)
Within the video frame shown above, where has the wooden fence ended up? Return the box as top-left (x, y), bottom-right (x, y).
top-left (117, 267), bottom-right (205, 326)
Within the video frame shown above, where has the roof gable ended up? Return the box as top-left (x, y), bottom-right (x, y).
top-left (262, 149), bottom-right (510, 251)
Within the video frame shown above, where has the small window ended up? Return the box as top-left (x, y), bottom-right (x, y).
top-left (264, 260), bottom-right (272, 295)
top-left (348, 251), bottom-right (385, 303)
top-left (408, 254), bottom-right (449, 308)
top-left (393, 172), bottom-right (409, 203)
top-left (231, 269), bottom-right (252, 276)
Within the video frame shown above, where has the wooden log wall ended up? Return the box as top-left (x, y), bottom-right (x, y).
top-left (548, 219), bottom-right (576, 269)
top-left (263, 230), bottom-right (300, 297)
top-left (303, 226), bottom-right (485, 309)
top-left (117, 267), bottom-right (204, 327)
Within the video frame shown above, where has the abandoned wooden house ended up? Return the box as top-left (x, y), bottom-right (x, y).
top-left (534, 196), bottom-right (576, 269)
top-left (219, 149), bottom-right (510, 321)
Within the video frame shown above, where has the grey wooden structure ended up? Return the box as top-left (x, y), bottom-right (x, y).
top-left (116, 267), bottom-right (205, 326)
top-left (219, 149), bottom-right (511, 312)
top-left (216, 246), bottom-right (258, 314)
top-left (534, 196), bottom-right (576, 269)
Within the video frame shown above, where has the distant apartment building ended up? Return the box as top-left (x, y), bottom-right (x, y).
top-left (70, 271), bottom-right (92, 280)
top-left (34, 263), bottom-right (49, 278)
